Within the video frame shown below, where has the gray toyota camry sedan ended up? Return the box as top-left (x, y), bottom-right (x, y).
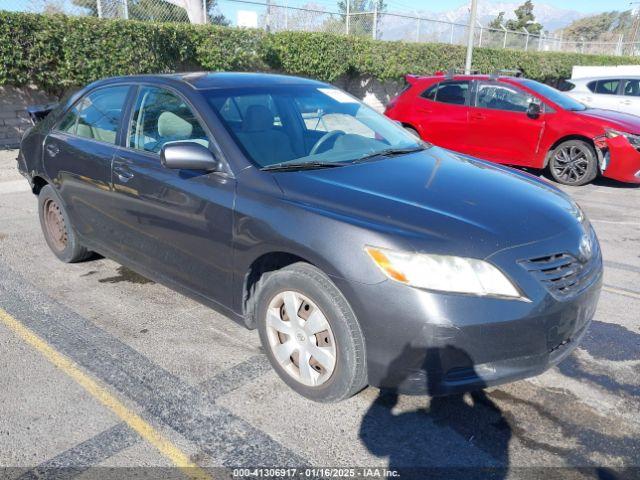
top-left (18, 72), bottom-right (602, 402)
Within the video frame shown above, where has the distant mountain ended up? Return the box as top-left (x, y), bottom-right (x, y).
top-left (378, 1), bottom-right (587, 41)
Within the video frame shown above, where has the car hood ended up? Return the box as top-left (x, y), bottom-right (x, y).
top-left (576, 108), bottom-right (640, 133)
top-left (273, 147), bottom-right (583, 258)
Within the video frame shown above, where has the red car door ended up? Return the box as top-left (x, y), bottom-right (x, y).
top-left (413, 80), bottom-right (472, 152)
top-left (466, 81), bottom-right (545, 166)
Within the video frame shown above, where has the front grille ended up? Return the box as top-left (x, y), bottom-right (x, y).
top-left (519, 247), bottom-right (601, 299)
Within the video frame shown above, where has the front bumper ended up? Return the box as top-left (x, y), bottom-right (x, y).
top-left (333, 229), bottom-right (603, 396)
top-left (597, 136), bottom-right (640, 184)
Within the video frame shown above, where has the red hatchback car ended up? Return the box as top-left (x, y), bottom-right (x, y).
top-left (385, 73), bottom-right (640, 186)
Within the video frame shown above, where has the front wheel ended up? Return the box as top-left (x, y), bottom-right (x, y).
top-left (255, 263), bottom-right (367, 402)
top-left (548, 140), bottom-right (598, 186)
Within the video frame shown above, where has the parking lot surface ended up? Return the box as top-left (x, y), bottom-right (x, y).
top-left (0, 148), bottom-right (639, 479)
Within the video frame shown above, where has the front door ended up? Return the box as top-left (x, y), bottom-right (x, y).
top-left (466, 81), bottom-right (545, 166)
top-left (107, 85), bottom-right (236, 305)
top-left (618, 79), bottom-right (640, 116)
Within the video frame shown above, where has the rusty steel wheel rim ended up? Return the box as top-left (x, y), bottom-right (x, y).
top-left (43, 198), bottom-right (68, 252)
top-left (265, 291), bottom-right (337, 387)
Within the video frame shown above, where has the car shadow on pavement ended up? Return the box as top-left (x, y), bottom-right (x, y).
top-left (359, 345), bottom-right (510, 480)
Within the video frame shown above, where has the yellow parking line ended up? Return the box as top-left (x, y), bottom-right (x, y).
top-left (0, 308), bottom-right (211, 480)
top-left (603, 285), bottom-right (640, 300)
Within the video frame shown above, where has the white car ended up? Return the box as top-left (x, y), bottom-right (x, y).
top-left (564, 77), bottom-right (640, 116)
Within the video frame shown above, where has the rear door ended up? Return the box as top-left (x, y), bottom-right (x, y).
top-left (412, 80), bottom-right (471, 151)
top-left (466, 81), bottom-right (545, 166)
top-left (42, 85), bottom-right (132, 248)
top-left (106, 85), bottom-right (236, 305)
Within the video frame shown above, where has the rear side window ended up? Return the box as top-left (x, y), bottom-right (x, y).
top-left (128, 86), bottom-right (209, 154)
top-left (58, 105), bottom-right (81, 134)
top-left (421, 81), bottom-right (470, 105)
top-left (623, 79), bottom-right (640, 97)
top-left (588, 80), bottom-right (620, 95)
top-left (74, 87), bottom-right (130, 145)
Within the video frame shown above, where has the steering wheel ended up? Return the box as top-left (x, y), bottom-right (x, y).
top-left (310, 130), bottom-right (345, 156)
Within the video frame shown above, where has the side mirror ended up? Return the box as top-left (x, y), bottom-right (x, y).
top-left (527, 102), bottom-right (542, 119)
top-left (160, 142), bottom-right (221, 171)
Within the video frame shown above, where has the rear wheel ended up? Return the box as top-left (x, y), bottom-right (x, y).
top-left (548, 140), bottom-right (598, 186)
top-left (38, 185), bottom-right (92, 263)
top-left (255, 263), bottom-right (367, 402)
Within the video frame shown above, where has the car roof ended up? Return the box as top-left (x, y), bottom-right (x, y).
top-left (91, 72), bottom-right (328, 91)
top-left (410, 74), bottom-right (529, 84)
top-left (570, 76), bottom-right (640, 83)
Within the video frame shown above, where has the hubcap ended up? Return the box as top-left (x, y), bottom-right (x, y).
top-left (265, 291), bottom-right (337, 387)
top-left (552, 145), bottom-right (590, 183)
top-left (43, 198), bottom-right (68, 252)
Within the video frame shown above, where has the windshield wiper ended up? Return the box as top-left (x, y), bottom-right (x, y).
top-left (261, 161), bottom-right (344, 172)
top-left (350, 145), bottom-right (427, 164)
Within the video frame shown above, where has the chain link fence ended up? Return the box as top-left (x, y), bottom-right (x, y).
top-left (3, 0), bottom-right (640, 56)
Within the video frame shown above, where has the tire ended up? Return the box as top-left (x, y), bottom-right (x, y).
top-left (404, 126), bottom-right (420, 139)
top-left (255, 262), bottom-right (367, 402)
top-left (548, 140), bottom-right (598, 186)
top-left (38, 184), bottom-right (92, 263)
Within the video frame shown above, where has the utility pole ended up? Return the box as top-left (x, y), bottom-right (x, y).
top-left (266, 0), bottom-right (271, 32)
top-left (464, 0), bottom-right (478, 74)
top-left (631, 2), bottom-right (640, 56)
top-left (372, 2), bottom-right (378, 40)
top-left (346, 0), bottom-right (350, 35)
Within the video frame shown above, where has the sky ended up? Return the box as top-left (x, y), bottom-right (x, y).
top-left (213, 0), bottom-right (637, 27)
top-left (378, 0), bottom-right (634, 14)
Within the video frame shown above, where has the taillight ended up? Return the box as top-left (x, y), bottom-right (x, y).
top-left (385, 96), bottom-right (399, 112)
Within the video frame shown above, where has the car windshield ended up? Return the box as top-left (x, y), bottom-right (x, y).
top-left (520, 79), bottom-right (587, 111)
top-left (204, 85), bottom-right (426, 169)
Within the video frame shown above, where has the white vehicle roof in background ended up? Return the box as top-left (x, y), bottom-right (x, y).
top-left (572, 65), bottom-right (640, 79)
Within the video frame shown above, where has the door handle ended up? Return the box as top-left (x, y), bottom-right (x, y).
top-left (470, 113), bottom-right (486, 120)
top-left (113, 162), bottom-right (134, 183)
top-left (45, 143), bottom-right (59, 157)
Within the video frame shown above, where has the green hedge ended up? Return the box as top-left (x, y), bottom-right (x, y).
top-left (2, 10), bottom-right (640, 95)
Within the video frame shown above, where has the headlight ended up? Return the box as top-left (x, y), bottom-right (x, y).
top-left (365, 247), bottom-right (525, 300)
top-left (606, 129), bottom-right (640, 150)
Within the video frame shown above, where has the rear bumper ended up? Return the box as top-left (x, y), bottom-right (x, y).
top-left (600, 136), bottom-right (640, 184)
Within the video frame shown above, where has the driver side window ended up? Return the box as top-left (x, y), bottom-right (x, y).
top-left (476, 83), bottom-right (539, 113)
top-left (128, 87), bottom-right (209, 154)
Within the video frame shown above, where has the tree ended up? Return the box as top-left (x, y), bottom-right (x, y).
top-left (336, 0), bottom-right (387, 37)
top-left (504, 0), bottom-right (543, 35)
top-left (488, 11), bottom-right (505, 30)
top-left (562, 10), bottom-right (633, 41)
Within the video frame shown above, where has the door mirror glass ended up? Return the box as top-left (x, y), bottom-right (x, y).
top-left (527, 102), bottom-right (542, 119)
top-left (160, 142), bottom-right (220, 171)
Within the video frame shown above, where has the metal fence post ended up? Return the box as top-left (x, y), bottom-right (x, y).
top-left (450, 23), bottom-right (454, 44)
top-left (476, 20), bottom-right (483, 47)
top-left (501, 24), bottom-right (507, 48)
top-left (122, 0), bottom-right (128, 19)
top-left (416, 17), bottom-right (420, 42)
top-left (523, 27), bottom-right (530, 51)
top-left (346, 1), bottom-right (350, 35)
top-left (202, 0), bottom-right (207, 24)
top-left (538, 32), bottom-right (543, 51)
top-left (96, 0), bottom-right (102, 18)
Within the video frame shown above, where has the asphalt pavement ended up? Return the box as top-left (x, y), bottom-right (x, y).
top-left (0, 148), bottom-right (638, 479)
